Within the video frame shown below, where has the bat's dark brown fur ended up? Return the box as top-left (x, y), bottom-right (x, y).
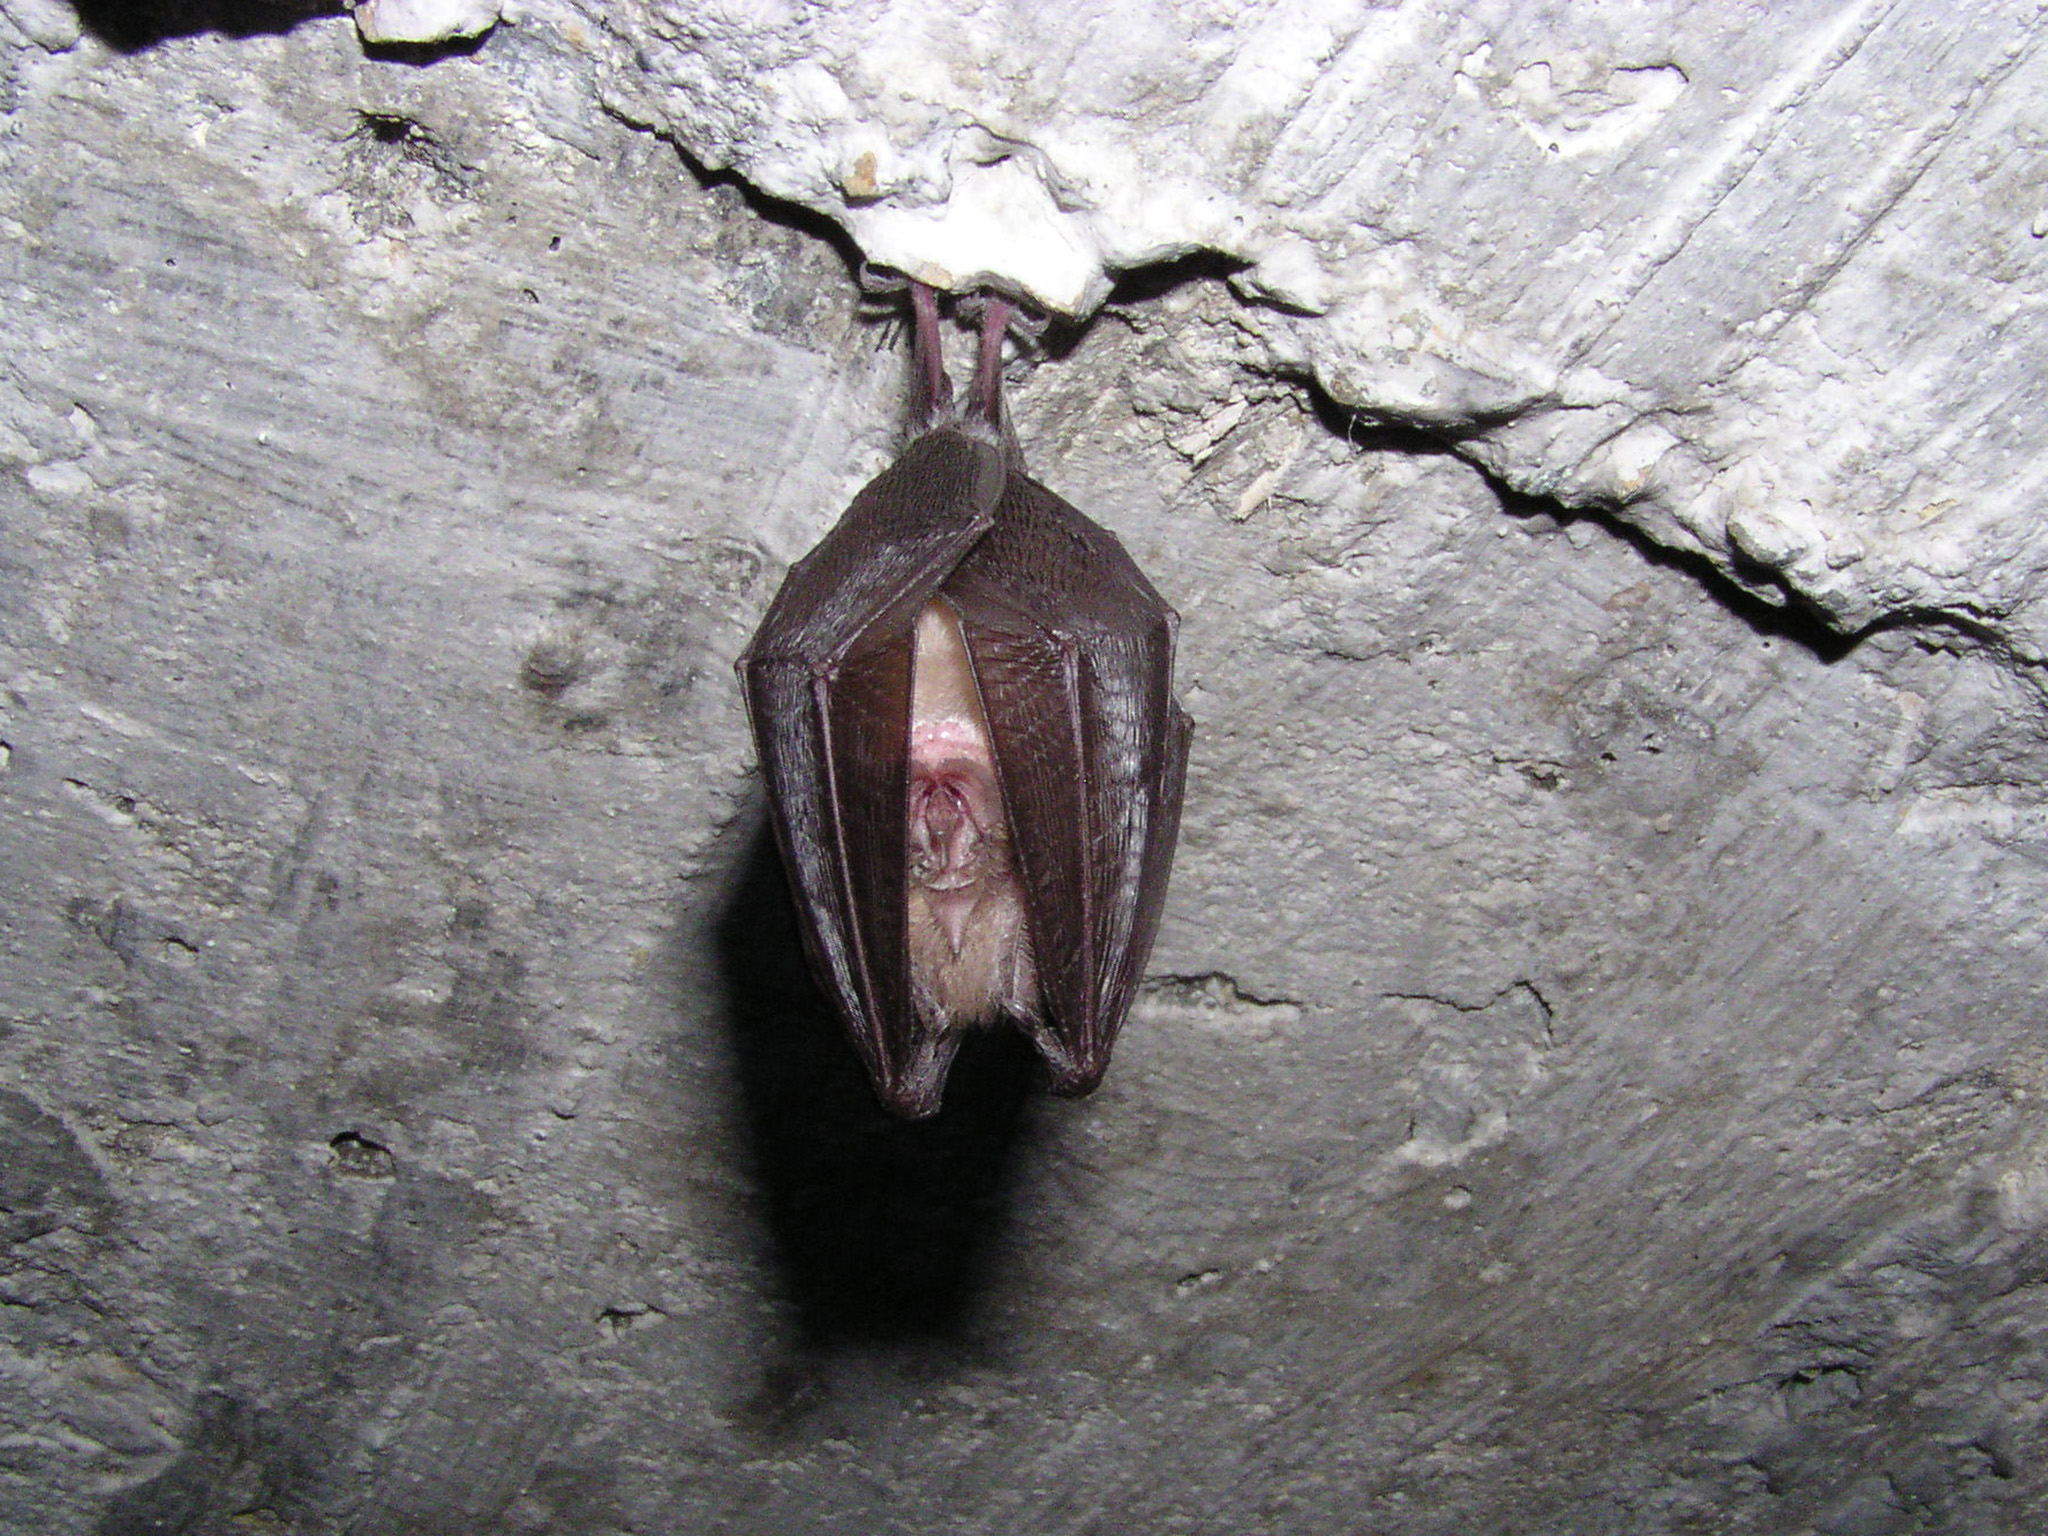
top-left (737, 282), bottom-right (1191, 1118)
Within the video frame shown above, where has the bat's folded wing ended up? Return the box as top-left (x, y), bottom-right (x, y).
top-left (946, 472), bottom-right (1193, 1096)
top-left (737, 428), bottom-right (1006, 1116)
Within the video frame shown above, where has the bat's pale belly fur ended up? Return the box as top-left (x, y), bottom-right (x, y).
top-left (906, 599), bottom-right (1039, 1027)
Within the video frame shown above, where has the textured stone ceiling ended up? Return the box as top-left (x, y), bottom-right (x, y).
top-left (576, 0), bottom-right (2048, 673)
top-left (3, 3), bottom-right (2046, 1533)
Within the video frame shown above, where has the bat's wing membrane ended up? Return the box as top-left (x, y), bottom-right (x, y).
top-left (945, 470), bottom-right (1193, 1095)
top-left (737, 428), bottom-right (1005, 1115)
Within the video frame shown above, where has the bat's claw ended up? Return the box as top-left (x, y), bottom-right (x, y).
top-left (959, 289), bottom-right (1049, 346)
top-left (857, 262), bottom-right (911, 297)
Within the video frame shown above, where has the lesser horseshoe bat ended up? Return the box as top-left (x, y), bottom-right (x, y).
top-left (737, 281), bottom-right (1191, 1118)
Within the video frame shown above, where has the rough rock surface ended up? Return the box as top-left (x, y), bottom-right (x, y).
top-left (1, 5), bottom-right (2045, 1534)
top-left (595, 0), bottom-right (2048, 667)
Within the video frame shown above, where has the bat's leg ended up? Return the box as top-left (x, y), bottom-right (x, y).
top-left (966, 294), bottom-right (1014, 427)
top-left (909, 280), bottom-right (953, 428)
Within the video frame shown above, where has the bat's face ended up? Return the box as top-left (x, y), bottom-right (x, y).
top-left (736, 286), bottom-right (1190, 1118)
top-left (905, 599), bottom-right (1039, 1030)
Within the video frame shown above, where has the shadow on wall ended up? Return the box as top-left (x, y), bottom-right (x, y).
top-left (712, 818), bottom-right (1039, 1344)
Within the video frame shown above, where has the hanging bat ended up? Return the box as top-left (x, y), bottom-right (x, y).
top-left (736, 281), bottom-right (1192, 1119)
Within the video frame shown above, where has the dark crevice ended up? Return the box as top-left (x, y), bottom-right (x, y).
top-left (1103, 249), bottom-right (1252, 309)
top-left (347, 109), bottom-right (480, 194)
top-left (1382, 979), bottom-right (1554, 1024)
top-left (1283, 371), bottom-right (2036, 673)
top-left (1268, 361), bottom-right (1545, 439)
top-left (1258, 343), bottom-right (2019, 673)
top-left (355, 112), bottom-right (423, 146)
top-left (71, 0), bottom-right (341, 50)
top-left (360, 29), bottom-right (494, 65)
top-left (1145, 972), bottom-right (1303, 1012)
top-left (327, 1130), bottom-right (395, 1178)
top-left (1278, 367), bottom-right (1471, 461)
top-left (595, 1303), bottom-right (666, 1334)
top-left (73, 0), bottom-right (489, 60)
top-left (1848, 600), bottom-right (2020, 660)
top-left (1463, 456), bottom-right (1862, 664)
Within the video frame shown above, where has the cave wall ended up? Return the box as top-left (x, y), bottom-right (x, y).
top-left (2, 4), bottom-right (2046, 1533)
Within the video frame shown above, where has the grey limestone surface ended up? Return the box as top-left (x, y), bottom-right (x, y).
top-left (2, 5), bottom-right (2046, 1535)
